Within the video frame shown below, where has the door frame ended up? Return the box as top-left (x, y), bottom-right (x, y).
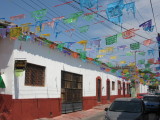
top-left (118, 80), bottom-right (121, 95)
top-left (96, 76), bottom-right (102, 102)
top-left (106, 79), bottom-right (110, 100)
top-left (123, 82), bottom-right (125, 97)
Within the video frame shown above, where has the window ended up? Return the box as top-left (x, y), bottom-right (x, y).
top-left (25, 63), bottom-right (45, 86)
top-left (112, 81), bottom-right (115, 90)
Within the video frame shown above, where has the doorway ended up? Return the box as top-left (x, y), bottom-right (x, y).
top-left (107, 79), bottom-right (110, 100)
top-left (123, 82), bottom-right (125, 97)
top-left (118, 81), bottom-right (121, 95)
top-left (96, 79), bottom-right (101, 102)
top-left (61, 71), bottom-right (83, 113)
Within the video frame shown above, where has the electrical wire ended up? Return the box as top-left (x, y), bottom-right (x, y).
top-left (149, 0), bottom-right (158, 33)
top-left (61, 0), bottom-right (159, 51)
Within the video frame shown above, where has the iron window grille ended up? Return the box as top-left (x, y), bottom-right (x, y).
top-left (25, 63), bottom-right (45, 86)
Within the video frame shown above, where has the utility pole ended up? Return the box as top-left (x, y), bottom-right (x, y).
top-left (131, 50), bottom-right (143, 97)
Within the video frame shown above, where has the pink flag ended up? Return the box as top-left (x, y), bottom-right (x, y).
top-left (10, 14), bottom-right (25, 21)
top-left (143, 39), bottom-right (154, 46)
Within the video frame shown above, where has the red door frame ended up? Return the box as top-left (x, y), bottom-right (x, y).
top-left (118, 81), bottom-right (121, 95)
top-left (106, 79), bottom-right (110, 100)
top-left (96, 76), bottom-right (102, 102)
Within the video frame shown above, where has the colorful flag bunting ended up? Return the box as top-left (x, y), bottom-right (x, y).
top-left (138, 59), bottom-right (145, 64)
top-left (120, 61), bottom-right (126, 64)
top-left (83, 13), bottom-right (95, 21)
top-left (105, 47), bottom-right (114, 53)
top-left (106, 35), bottom-right (117, 45)
top-left (143, 39), bottom-right (154, 46)
top-left (123, 2), bottom-right (135, 17)
top-left (139, 19), bottom-right (154, 32)
top-left (96, 55), bottom-right (105, 58)
top-left (122, 28), bottom-right (138, 39)
top-left (10, 14), bottom-right (25, 21)
top-left (130, 42), bottom-right (140, 50)
top-left (78, 25), bottom-right (90, 33)
top-left (10, 27), bottom-right (22, 39)
top-left (79, 0), bottom-right (98, 8)
top-left (65, 42), bottom-right (76, 48)
top-left (31, 9), bottom-right (47, 20)
top-left (117, 45), bottom-right (127, 50)
top-left (110, 56), bottom-right (117, 59)
top-left (126, 52), bottom-right (133, 56)
top-left (21, 23), bottom-right (31, 33)
top-left (138, 52), bottom-right (145, 56)
top-left (148, 49), bottom-right (154, 56)
top-left (148, 58), bottom-right (154, 64)
top-left (106, 0), bottom-right (124, 24)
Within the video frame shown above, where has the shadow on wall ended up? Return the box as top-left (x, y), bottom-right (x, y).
top-left (0, 37), bottom-right (15, 93)
top-left (14, 40), bottom-right (115, 75)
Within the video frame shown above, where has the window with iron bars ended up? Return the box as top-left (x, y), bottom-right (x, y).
top-left (25, 63), bottom-right (45, 86)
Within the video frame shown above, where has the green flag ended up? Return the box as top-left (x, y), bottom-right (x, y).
top-left (105, 35), bottom-right (117, 45)
top-left (130, 42), bottom-right (140, 50)
top-left (0, 75), bottom-right (6, 88)
top-left (138, 59), bottom-right (145, 64)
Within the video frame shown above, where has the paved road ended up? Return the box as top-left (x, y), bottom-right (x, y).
top-left (82, 111), bottom-right (105, 120)
top-left (83, 111), bottom-right (160, 120)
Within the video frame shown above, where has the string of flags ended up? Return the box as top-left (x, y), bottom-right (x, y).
top-left (0, 0), bottom-right (160, 86)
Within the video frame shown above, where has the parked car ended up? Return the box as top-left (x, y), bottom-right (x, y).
top-left (104, 98), bottom-right (147, 120)
top-left (137, 93), bottom-right (148, 99)
top-left (143, 95), bottom-right (160, 112)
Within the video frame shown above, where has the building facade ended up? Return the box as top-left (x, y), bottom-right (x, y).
top-left (0, 24), bottom-right (148, 120)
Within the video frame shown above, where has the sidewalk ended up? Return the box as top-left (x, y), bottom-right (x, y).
top-left (36, 104), bottom-right (110, 120)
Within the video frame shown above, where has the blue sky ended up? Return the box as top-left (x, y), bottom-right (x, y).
top-left (0, 0), bottom-right (160, 72)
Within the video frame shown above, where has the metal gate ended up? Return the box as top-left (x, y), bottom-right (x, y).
top-left (61, 71), bottom-right (82, 113)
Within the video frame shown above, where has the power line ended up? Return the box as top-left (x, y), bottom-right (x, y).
top-left (20, 0), bottom-right (92, 44)
top-left (34, 0), bottom-right (92, 41)
top-left (149, 0), bottom-right (158, 33)
top-left (71, 0), bottom-right (155, 41)
top-left (61, 0), bottom-right (159, 51)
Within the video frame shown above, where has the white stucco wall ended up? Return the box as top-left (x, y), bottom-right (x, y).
top-left (139, 84), bottom-right (148, 93)
top-left (0, 37), bottom-right (15, 95)
top-left (1, 38), bottom-right (126, 99)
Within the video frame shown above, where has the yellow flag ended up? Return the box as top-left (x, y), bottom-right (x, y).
top-left (105, 47), bottom-right (114, 52)
top-left (123, 69), bottom-right (128, 73)
top-left (120, 61), bottom-right (126, 64)
top-left (77, 40), bottom-right (88, 51)
top-left (96, 55), bottom-right (105, 58)
top-left (110, 56), bottom-right (117, 59)
top-left (128, 62), bottom-right (135, 66)
top-left (77, 40), bottom-right (88, 44)
top-left (139, 78), bottom-right (144, 83)
top-left (36, 26), bottom-right (41, 33)
top-left (41, 34), bottom-right (50, 37)
top-left (21, 23), bottom-right (32, 33)
top-left (99, 49), bottom-right (107, 53)
top-left (140, 73), bottom-right (145, 76)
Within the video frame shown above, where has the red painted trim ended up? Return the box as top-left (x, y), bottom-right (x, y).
top-left (0, 94), bottom-right (61, 120)
top-left (83, 94), bottom-right (131, 110)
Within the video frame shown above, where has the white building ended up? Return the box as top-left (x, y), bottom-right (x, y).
top-left (0, 21), bottom-right (148, 120)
